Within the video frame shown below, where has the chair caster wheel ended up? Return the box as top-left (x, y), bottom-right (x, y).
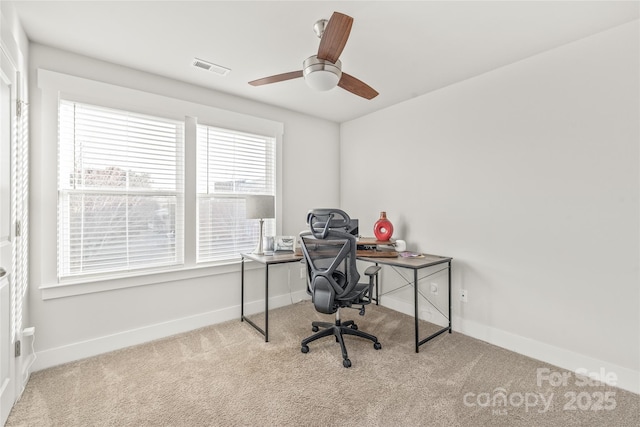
top-left (301, 345), bottom-right (309, 354)
top-left (374, 342), bottom-right (382, 350)
top-left (312, 326), bottom-right (319, 332)
top-left (343, 359), bottom-right (352, 368)
top-left (350, 324), bottom-right (358, 330)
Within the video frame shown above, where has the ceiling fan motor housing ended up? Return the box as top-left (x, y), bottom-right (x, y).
top-left (303, 56), bottom-right (342, 91)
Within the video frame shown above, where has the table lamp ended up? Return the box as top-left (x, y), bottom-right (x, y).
top-left (246, 195), bottom-right (275, 255)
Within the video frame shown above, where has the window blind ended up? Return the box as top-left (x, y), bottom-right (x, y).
top-left (14, 100), bottom-right (29, 342)
top-left (196, 125), bottom-right (275, 262)
top-left (58, 101), bottom-right (184, 277)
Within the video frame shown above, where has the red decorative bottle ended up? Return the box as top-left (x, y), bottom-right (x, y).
top-left (373, 211), bottom-right (394, 241)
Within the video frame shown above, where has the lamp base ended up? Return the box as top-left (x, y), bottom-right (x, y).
top-left (252, 218), bottom-right (265, 255)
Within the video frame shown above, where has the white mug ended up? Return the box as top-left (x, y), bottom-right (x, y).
top-left (395, 239), bottom-right (406, 252)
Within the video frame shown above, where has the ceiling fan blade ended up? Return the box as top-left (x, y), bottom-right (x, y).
top-left (249, 70), bottom-right (303, 86)
top-left (317, 12), bottom-right (353, 63)
top-left (338, 73), bottom-right (379, 100)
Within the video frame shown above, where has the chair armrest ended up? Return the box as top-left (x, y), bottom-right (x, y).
top-left (363, 265), bottom-right (380, 303)
top-left (364, 265), bottom-right (381, 277)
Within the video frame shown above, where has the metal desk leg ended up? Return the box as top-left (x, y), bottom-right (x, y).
top-left (241, 256), bottom-right (245, 321)
top-left (414, 268), bottom-right (420, 353)
top-left (417, 261), bottom-right (452, 350)
top-left (264, 264), bottom-right (269, 342)
top-left (375, 262), bottom-right (380, 305)
top-left (240, 257), bottom-right (269, 342)
top-left (448, 260), bottom-right (452, 333)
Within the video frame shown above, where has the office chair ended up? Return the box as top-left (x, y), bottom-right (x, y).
top-left (299, 209), bottom-right (382, 367)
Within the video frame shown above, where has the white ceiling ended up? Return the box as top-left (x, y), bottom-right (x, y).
top-left (10, 1), bottom-right (639, 123)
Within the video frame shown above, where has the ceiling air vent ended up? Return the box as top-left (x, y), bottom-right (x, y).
top-left (192, 58), bottom-right (231, 76)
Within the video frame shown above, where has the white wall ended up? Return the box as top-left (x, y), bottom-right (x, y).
top-left (28, 44), bottom-right (339, 369)
top-left (341, 21), bottom-right (639, 393)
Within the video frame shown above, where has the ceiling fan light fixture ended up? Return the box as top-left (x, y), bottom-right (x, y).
top-left (303, 56), bottom-right (342, 91)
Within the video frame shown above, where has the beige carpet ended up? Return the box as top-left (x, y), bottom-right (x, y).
top-left (6, 301), bottom-right (639, 426)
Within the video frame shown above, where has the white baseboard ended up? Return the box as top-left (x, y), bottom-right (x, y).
top-left (379, 295), bottom-right (639, 395)
top-left (32, 290), bottom-right (309, 372)
top-left (453, 315), bottom-right (639, 395)
top-left (33, 292), bottom-right (639, 395)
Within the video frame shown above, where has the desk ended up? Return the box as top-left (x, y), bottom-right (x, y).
top-left (358, 254), bottom-right (452, 353)
top-left (240, 252), bottom-right (303, 342)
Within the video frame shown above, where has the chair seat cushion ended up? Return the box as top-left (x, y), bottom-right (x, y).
top-left (336, 282), bottom-right (369, 303)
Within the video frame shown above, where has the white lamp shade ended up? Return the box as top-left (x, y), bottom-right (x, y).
top-left (246, 195), bottom-right (275, 219)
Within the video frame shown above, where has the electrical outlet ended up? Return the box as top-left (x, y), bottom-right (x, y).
top-left (430, 283), bottom-right (438, 295)
top-left (300, 267), bottom-right (306, 279)
top-left (460, 289), bottom-right (468, 303)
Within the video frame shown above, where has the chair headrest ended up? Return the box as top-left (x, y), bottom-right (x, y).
top-left (306, 209), bottom-right (351, 239)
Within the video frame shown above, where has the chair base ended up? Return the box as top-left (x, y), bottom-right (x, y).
top-left (301, 318), bottom-right (381, 368)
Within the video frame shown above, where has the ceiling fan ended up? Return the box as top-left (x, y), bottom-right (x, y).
top-left (248, 12), bottom-right (379, 100)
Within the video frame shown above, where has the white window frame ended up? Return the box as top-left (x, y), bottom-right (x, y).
top-left (57, 100), bottom-right (186, 278)
top-left (196, 124), bottom-right (276, 263)
top-left (36, 69), bottom-right (283, 300)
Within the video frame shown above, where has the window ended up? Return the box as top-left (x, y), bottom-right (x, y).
top-left (58, 101), bottom-right (184, 277)
top-left (196, 124), bottom-right (275, 262)
top-left (40, 70), bottom-right (284, 296)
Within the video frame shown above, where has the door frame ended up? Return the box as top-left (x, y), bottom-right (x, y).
top-left (0, 44), bottom-right (17, 427)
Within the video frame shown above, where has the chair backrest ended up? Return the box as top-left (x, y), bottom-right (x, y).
top-left (300, 209), bottom-right (360, 314)
top-left (305, 208), bottom-right (352, 239)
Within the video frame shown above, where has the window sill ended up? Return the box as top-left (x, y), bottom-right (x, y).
top-left (39, 260), bottom-right (263, 300)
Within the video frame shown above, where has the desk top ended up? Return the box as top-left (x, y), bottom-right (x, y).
top-left (242, 251), bottom-right (450, 268)
top-left (242, 252), bottom-right (303, 265)
top-left (358, 253), bottom-right (452, 269)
